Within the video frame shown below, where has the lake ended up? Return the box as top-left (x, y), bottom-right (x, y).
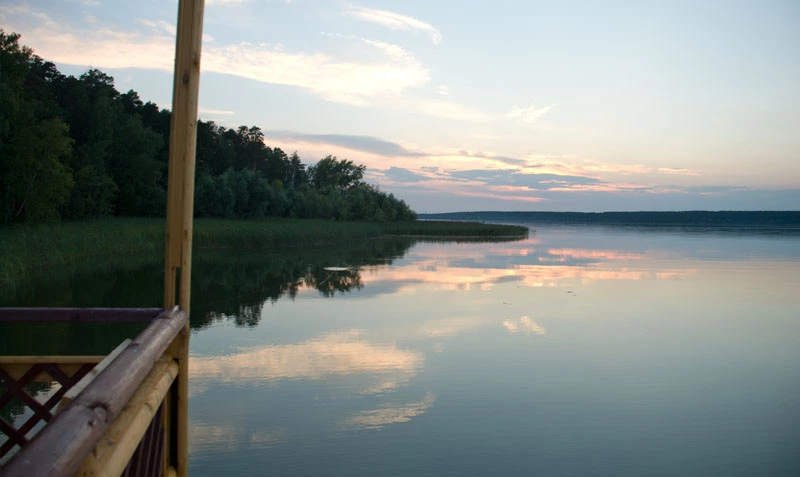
top-left (3, 223), bottom-right (800, 476)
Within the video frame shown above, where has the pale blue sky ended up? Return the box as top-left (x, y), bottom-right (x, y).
top-left (2, 0), bottom-right (798, 211)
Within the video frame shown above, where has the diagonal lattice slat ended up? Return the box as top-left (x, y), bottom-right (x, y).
top-left (0, 362), bottom-right (95, 459)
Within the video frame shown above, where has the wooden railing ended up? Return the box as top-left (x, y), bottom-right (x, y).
top-left (0, 307), bottom-right (189, 477)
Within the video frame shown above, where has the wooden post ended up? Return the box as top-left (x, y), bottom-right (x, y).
top-left (164, 0), bottom-right (205, 314)
top-left (164, 2), bottom-right (204, 476)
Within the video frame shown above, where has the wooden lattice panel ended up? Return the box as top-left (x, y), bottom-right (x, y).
top-left (0, 362), bottom-right (95, 459)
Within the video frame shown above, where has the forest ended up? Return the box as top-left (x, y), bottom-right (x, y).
top-left (0, 31), bottom-right (416, 225)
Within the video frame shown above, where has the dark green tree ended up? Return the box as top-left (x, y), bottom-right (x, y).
top-left (307, 155), bottom-right (365, 192)
top-left (0, 31), bottom-right (74, 224)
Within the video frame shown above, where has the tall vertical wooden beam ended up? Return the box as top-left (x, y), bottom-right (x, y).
top-left (164, 0), bottom-right (205, 314)
top-left (164, 2), bottom-right (204, 477)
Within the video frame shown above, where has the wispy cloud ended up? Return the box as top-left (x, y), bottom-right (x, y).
top-left (346, 4), bottom-right (442, 44)
top-left (6, 7), bottom-right (507, 122)
top-left (414, 99), bottom-right (494, 122)
top-left (138, 19), bottom-right (176, 36)
top-left (256, 127), bottom-right (737, 208)
top-left (383, 167), bottom-right (435, 183)
top-left (506, 103), bottom-right (553, 123)
top-left (264, 131), bottom-right (425, 157)
top-left (206, 0), bottom-right (250, 5)
top-left (199, 107), bottom-right (235, 116)
top-left (6, 9), bottom-right (429, 107)
top-left (658, 167), bottom-right (702, 176)
top-left (204, 40), bottom-right (428, 105)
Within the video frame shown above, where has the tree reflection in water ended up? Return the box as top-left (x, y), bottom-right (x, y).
top-left (190, 237), bottom-right (417, 328)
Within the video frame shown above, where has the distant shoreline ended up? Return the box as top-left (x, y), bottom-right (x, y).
top-left (418, 211), bottom-right (800, 230)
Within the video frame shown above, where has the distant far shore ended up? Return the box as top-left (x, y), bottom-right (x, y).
top-left (418, 211), bottom-right (800, 230)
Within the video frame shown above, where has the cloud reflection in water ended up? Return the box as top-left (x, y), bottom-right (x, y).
top-left (190, 330), bottom-right (424, 396)
top-left (341, 393), bottom-right (437, 430)
top-left (503, 316), bottom-right (547, 335)
top-left (190, 423), bottom-right (287, 454)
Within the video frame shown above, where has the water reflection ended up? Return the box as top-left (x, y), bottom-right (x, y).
top-left (363, 242), bottom-right (698, 292)
top-left (189, 330), bottom-right (424, 396)
top-left (503, 316), bottom-right (547, 335)
top-left (417, 316), bottom-right (494, 338)
top-left (5, 226), bottom-right (800, 476)
top-left (190, 423), bottom-right (287, 454)
top-left (186, 226), bottom-right (800, 476)
top-left (2, 233), bottom-right (709, 331)
top-left (1, 238), bottom-right (419, 329)
top-left (341, 392), bottom-right (437, 430)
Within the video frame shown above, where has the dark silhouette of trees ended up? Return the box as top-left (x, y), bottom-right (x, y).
top-left (1, 32), bottom-right (74, 224)
top-left (308, 155), bottom-right (365, 192)
top-left (0, 31), bottom-right (417, 225)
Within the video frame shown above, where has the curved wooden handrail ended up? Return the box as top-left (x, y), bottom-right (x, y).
top-left (1, 308), bottom-right (187, 477)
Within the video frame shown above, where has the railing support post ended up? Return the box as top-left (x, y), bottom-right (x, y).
top-left (164, 1), bottom-right (205, 476)
top-left (164, 0), bottom-right (205, 315)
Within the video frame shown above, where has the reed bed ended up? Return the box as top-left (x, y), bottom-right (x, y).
top-left (0, 218), bottom-right (526, 292)
top-left (380, 220), bottom-right (529, 238)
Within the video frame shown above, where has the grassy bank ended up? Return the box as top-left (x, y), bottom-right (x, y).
top-left (381, 220), bottom-right (528, 238)
top-left (0, 218), bottom-right (376, 289)
top-left (0, 218), bottom-right (527, 290)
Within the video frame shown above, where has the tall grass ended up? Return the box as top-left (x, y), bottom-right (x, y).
top-left (0, 218), bottom-right (526, 292)
top-left (0, 218), bottom-right (381, 291)
top-left (379, 220), bottom-right (529, 237)
top-left (0, 219), bottom-right (163, 289)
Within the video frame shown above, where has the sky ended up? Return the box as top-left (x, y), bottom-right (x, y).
top-left (2, 0), bottom-right (799, 212)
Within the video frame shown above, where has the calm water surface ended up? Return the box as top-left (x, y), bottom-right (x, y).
top-left (6, 225), bottom-right (800, 475)
top-left (185, 225), bottom-right (799, 476)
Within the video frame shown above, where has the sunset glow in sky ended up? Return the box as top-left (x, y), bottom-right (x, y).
top-left (2, 0), bottom-right (798, 211)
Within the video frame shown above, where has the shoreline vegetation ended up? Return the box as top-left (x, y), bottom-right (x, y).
top-left (0, 218), bottom-right (529, 291)
top-left (420, 211), bottom-right (800, 230)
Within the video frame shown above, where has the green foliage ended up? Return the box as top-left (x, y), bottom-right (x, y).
top-left (307, 155), bottom-right (365, 192)
top-left (1, 31), bottom-right (74, 224)
top-left (0, 31), bottom-right (418, 226)
top-left (64, 166), bottom-right (118, 219)
top-left (1, 117), bottom-right (74, 223)
top-left (379, 220), bottom-right (529, 237)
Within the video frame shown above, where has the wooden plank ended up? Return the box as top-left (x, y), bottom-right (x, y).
top-left (56, 340), bottom-right (131, 414)
top-left (161, 371), bottom-right (173, 477)
top-left (1, 308), bottom-right (187, 477)
top-left (0, 308), bottom-right (163, 323)
top-left (74, 356), bottom-right (178, 476)
top-left (176, 325), bottom-right (190, 476)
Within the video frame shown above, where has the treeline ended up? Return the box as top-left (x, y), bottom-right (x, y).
top-left (420, 211), bottom-right (800, 229)
top-left (0, 31), bottom-right (416, 225)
